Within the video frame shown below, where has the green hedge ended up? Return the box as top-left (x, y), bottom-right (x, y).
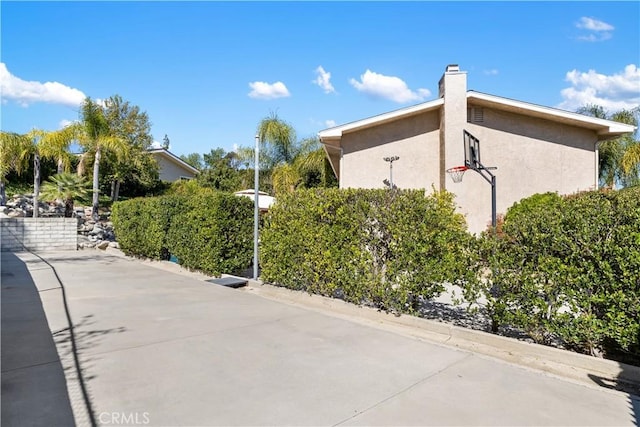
top-left (479, 187), bottom-right (640, 361)
top-left (112, 195), bottom-right (183, 260)
top-left (166, 191), bottom-right (254, 276)
top-left (112, 189), bottom-right (253, 276)
top-left (260, 188), bottom-right (477, 313)
top-left (113, 183), bottom-right (639, 364)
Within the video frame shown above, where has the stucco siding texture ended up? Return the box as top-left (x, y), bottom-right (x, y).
top-left (341, 111), bottom-right (441, 190)
top-left (453, 106), bottom-right (597, 233)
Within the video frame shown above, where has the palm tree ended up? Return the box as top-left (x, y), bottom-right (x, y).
top-left (293, 137), bottom-right (336, 188)
top-left (271, 163), bottom-right (301, 195)
top-left (0, 131), bottom-right (31, 206)
top-left (39, 125), bottom-right (78, 175)
top-left (270, 137), bottom-right (337, 196)
top-left (77, 98), bottom-right (128, 221)
top-left (257, 112), bottom-right (297, 168)
top-left (577, 104), bottom-right (640, 188)
top-left (235, 115), bottom-right (338, 195)
top-left (40, 172), bottom-right (90, 217)
top-left (25, 129), bottom-right (44, 217)
top-left (622, 144), bottom-right (640, 179)
top-left (19, 125), bottom-right (81, 218)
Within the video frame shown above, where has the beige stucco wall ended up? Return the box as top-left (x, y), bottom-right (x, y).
top-left (327, 66), bottom-right (600, 235)
top-left (450, 105), bottom-right (598, 233)
top-left (341, 111), bottom-right (441, 190)
top-left (154, 156), bottom-right (197, 182)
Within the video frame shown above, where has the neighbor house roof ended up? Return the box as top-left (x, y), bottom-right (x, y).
top-left (234, 189), bottom-right (275, 211)
top-left (318, 91), bottom-right (636, 142)
top-left (148, 148), bottom-right (200, 175)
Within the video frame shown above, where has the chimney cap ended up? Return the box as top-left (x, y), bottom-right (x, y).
top-left (446, 64), bottom-right (460, 72)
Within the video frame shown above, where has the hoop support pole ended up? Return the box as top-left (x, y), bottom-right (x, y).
top-left (474, 166), bottom-right (497, 231)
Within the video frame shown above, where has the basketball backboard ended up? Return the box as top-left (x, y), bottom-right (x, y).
top-left (464, 130), bottom-right (481, 170)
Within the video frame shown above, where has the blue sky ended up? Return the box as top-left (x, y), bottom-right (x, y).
top-left (1, 1), bottom-right (639, 157)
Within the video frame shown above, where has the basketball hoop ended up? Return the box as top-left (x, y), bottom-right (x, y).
top-left (446, 166), bottom-right (468, 183)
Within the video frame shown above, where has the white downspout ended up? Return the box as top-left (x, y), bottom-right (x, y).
top-left (594, 140), bottom-right (601, 190)
top-left (339, 147), bottom-right (344, 188)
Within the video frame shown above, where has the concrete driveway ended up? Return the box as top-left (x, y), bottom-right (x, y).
top-left (1, 250), bottom-right (638, 426)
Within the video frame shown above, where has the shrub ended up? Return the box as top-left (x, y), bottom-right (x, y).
top-left (166, 189), bottom-right (254, 276)
top-left (480, 187), bottom-right (640, 362)
top-left (113, 187), bottom-right (254, 277)
top-left (260, 188), bottom-right (477, 313)
top-left (112, 195), bottom-right (182, 260)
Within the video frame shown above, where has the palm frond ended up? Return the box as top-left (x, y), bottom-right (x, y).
top-left (272, 163), bottom-right (301, 195)
top-left (257, 113), bottom-right (297, 165)
top-left (40, 172), bottom-right (91, 203)
top-left (622, 143), bottom-right (640, 175)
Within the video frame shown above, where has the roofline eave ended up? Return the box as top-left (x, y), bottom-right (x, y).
top-left (467, 91), bottom-right (637, 137)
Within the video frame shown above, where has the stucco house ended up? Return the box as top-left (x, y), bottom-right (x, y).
top-left (148, 148), bottom-right (199, 182)
top-left (319, 64), bottom-right (635, 234)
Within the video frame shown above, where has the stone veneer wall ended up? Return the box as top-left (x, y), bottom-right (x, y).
top-left (1, 218), bottom-right (78, 252)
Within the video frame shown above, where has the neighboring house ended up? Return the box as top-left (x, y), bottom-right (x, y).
top-left (148, 148), bottom-right (199, 182)
top-left (234, 189), bottom-right (275, 212)
top-left (319, 64), bottom-right (635, 234)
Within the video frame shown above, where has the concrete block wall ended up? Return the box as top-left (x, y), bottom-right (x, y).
top-left (1, 218), bottom-right (78, 252)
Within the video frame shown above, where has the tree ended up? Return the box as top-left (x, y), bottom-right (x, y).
top-left (257, 112), bottom-right (296, 168)
top-left (77, 97), bottom-right (128, 221)
top-left (577, 104), bottom-right (640, 188)
top-left (38, 125), bottom-right (77, 175)
top-left (0, 131), bottom-right (31, 205)
top-left (179, 153), bottom-right (204, 170)
top-left (622, 143), bottom-right (640, 178)
top-left (101, 95), bottom-right (157, 201)
top-left (40, 172), bottom-right (90, 217)
top-left (235, 113), bottom-right (338, 195)
top-left (197, 148), bottom-right (242, 192)
top-left (14, 128), bottom-right (70, 218)
top-left (162, 134), bottom-right (170, 150)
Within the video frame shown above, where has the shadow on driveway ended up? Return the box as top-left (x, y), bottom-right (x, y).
top-left (1, 252), bottom-right (76, 426)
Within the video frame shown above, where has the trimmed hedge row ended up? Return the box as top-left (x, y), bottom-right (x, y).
top-left (111, 195), bottom-right (182, 260)
top-left (477, 187), bottom-right (640, 362)
top-left (260, 188), bottom-right (477, 313)
top-left (113, 183), bottom-right (639, 364)
top-left (112, 189), bottom-right (253, 276)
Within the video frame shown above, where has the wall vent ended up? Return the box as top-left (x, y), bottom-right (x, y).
top-left (467, 107), bottom-right (484, 123)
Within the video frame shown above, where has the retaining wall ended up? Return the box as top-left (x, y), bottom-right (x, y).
top-left (1, 218), bottom-right (78, 252)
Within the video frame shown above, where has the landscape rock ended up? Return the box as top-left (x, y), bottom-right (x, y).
top-left (89, 225), bottom-right (103, 235)
top-left (96, 241), bottom-right (109, 250)
top-left (7, 210), bottom-right (25, 218)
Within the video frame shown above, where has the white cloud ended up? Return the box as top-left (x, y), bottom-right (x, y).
top-left (325, 119), bottom-right (336, 128)
top-left (484, 69), bottom-right (499, 76)
top-left (232, 143), bottom-right (239, 153)
top-left (576, 17), bottom-right (614, 31)
top-left (557, 64), bottom-right (640, 112)
top-left (575, 17), bottom-right (614, 42)
top-left (313, 66), bottom-right (335, 93)
top-left (349, 70), bottom-right (430, 103)
top-left (248, 81), bottom-right (290, 100)
top-left (58, 119), bottom-right (77, 129)
top-left (0, 62), bottom-right (85, 107)
top-left (151, 140), bottom-right (164, 149)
